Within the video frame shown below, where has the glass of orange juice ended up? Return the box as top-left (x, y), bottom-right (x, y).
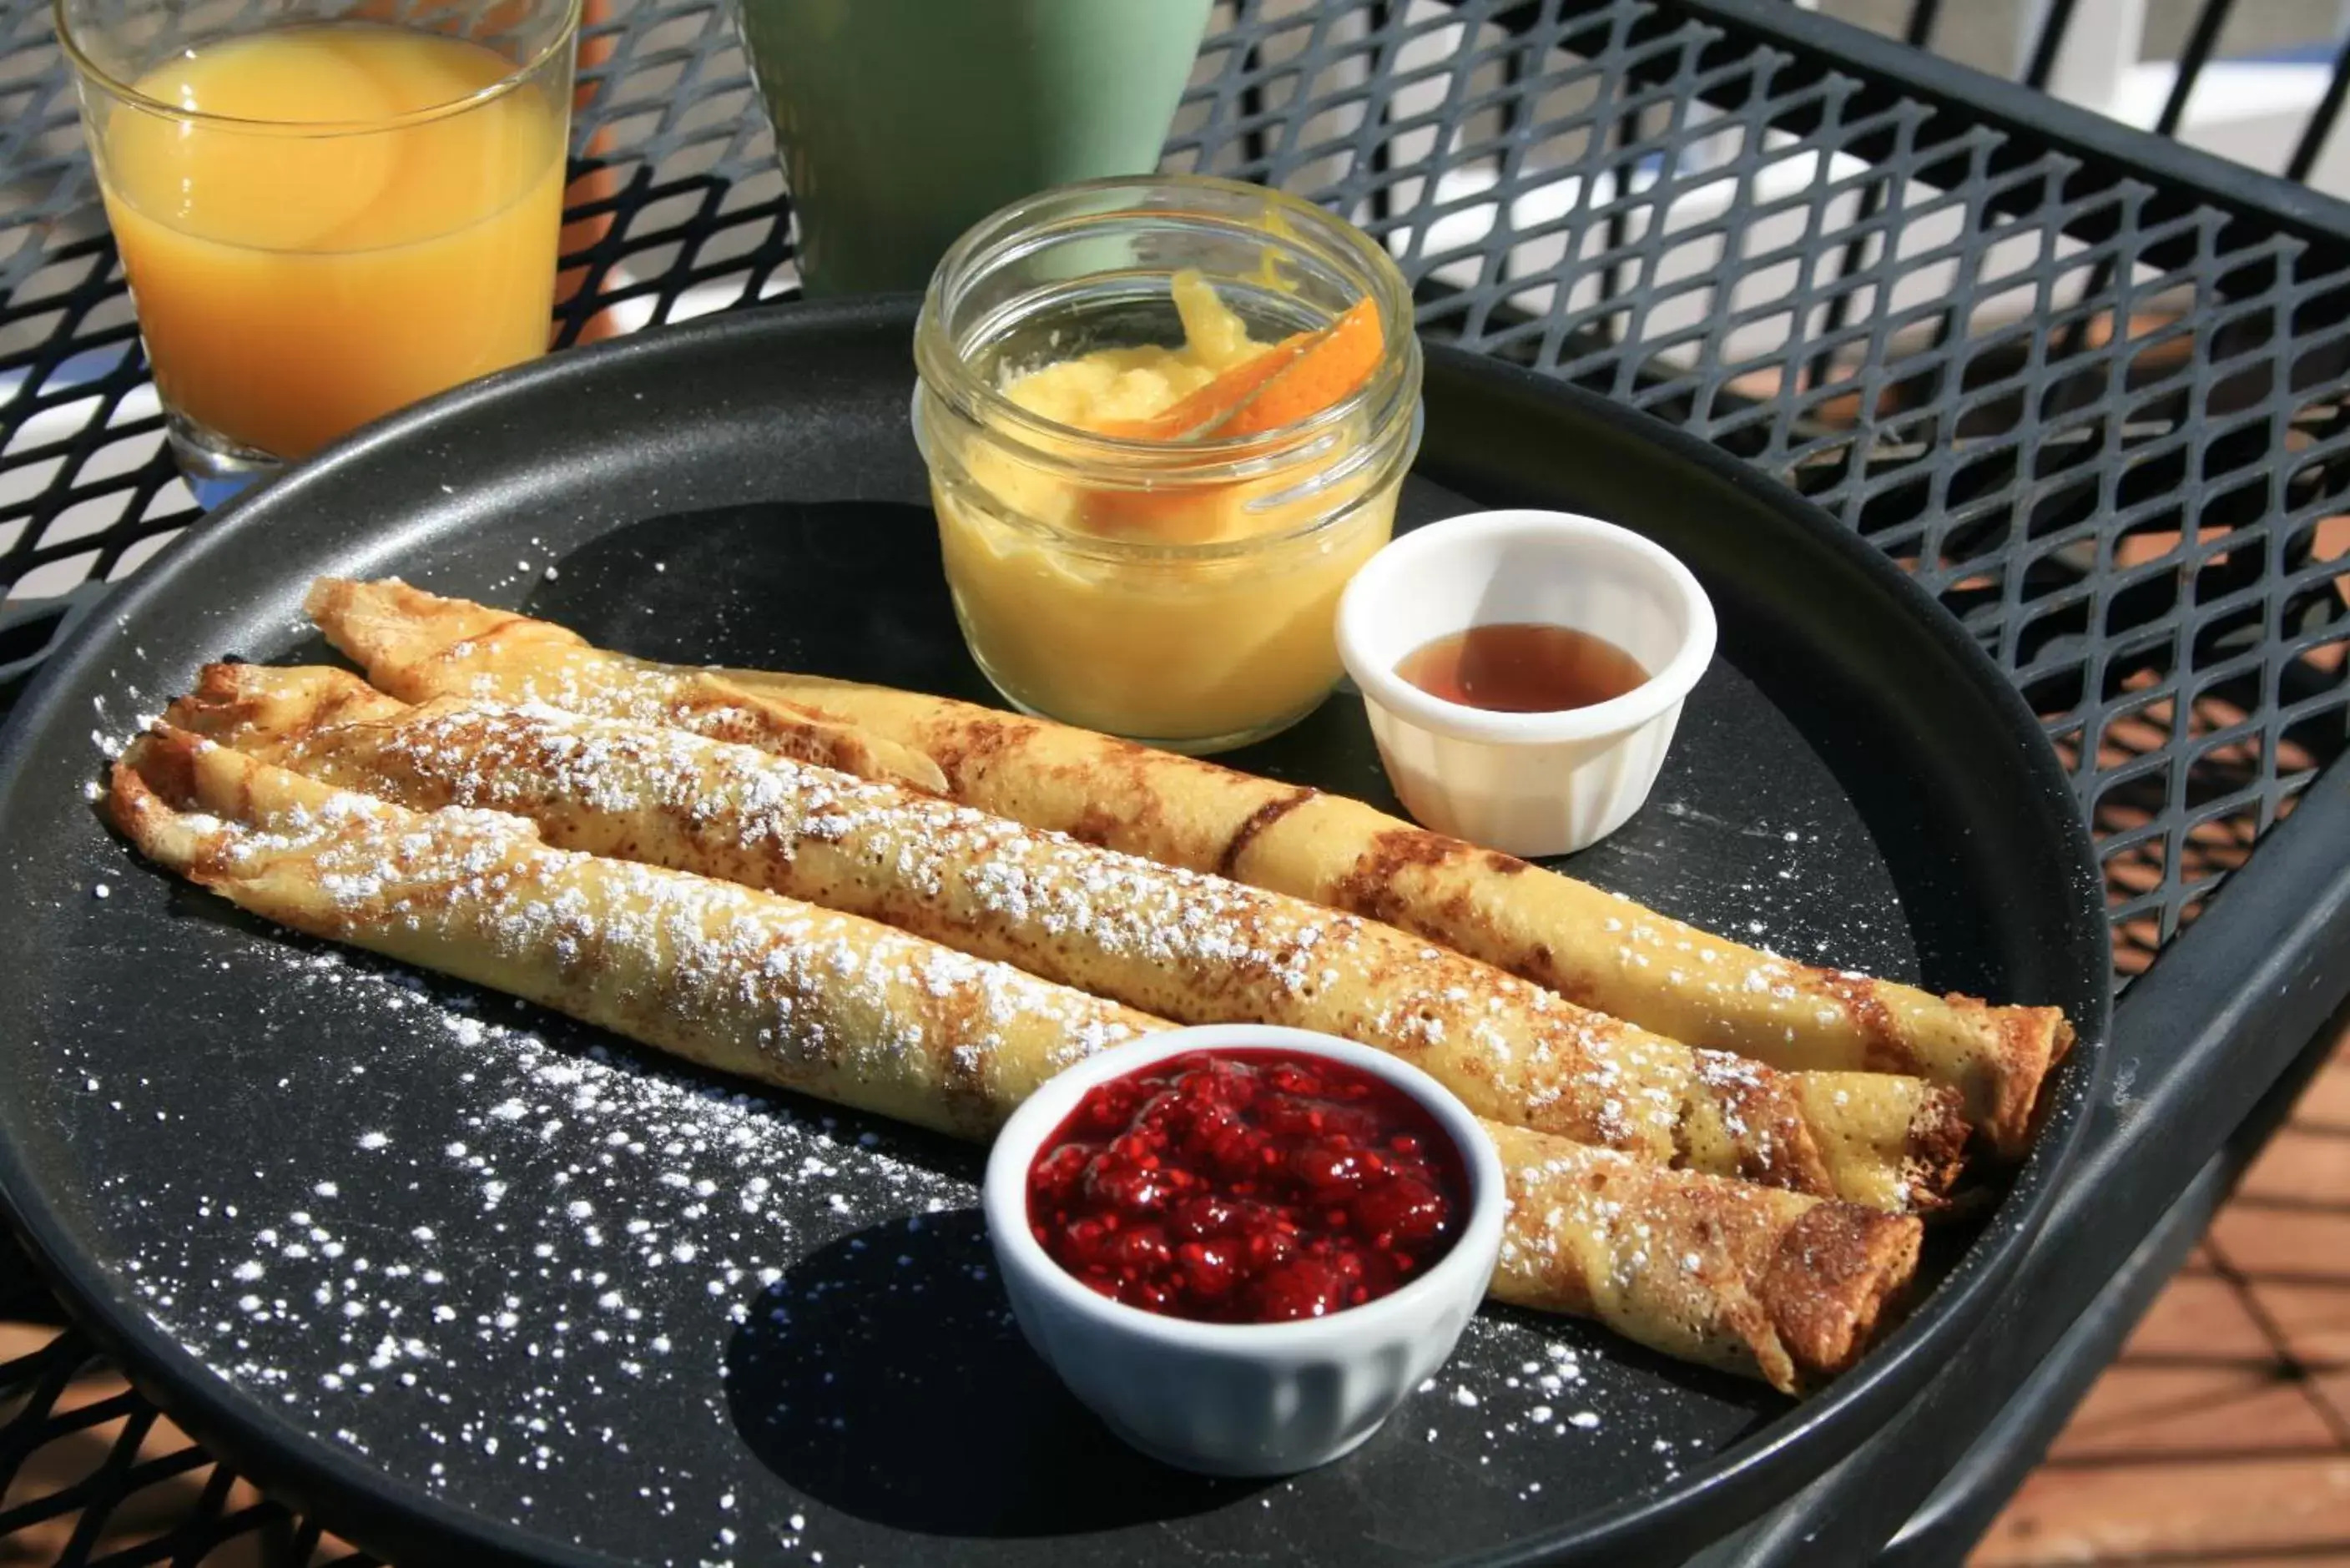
top-left (56, 0), bottom-right (581, 497)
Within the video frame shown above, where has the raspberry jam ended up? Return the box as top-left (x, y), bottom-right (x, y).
top-left (1026, 1049), bottom-right (1470, 1323)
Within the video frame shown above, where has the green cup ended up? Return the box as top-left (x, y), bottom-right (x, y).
top-left (736, 0), bottom-right (1213, 296)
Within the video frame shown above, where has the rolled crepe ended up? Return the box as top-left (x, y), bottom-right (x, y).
top-left (108, 728), bottom-right (1920, 1390)
top-left (306, 578), bottom-right (2070, 1154)
top-left (111, 726), bottom-right (1146, 1137)
top-left (280, 589), bottom-right (946, 796)
top-left (169, 663), bottom-right (1968, 1213)
top-left (1484, 1122), bottom-right (1917, 1390)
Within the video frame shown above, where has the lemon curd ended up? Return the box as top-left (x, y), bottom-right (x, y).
top-left (956, 274), bottom-right (1301, 543)
top-left (924, 270), bottom-right (1414, 750)
top-left (1009, 273), bottom-right (1258, 433)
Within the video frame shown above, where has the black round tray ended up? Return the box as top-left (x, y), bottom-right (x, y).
top-left (0, 299), bottom-right (2110, 1566)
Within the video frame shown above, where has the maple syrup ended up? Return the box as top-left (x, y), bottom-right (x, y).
top-left (1395, 622), bottom-right (1649, 713)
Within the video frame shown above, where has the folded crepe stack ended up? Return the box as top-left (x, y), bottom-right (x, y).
top-left (166, 663), bottom-right (1966, 1214)
top-left (100, 577), bottom-right (2080, 1394)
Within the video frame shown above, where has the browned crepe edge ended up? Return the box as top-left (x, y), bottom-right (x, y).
top-left (1905, 1084), bottom-right (1974, 1213)
top-left (1488, 1120), bottom-right (1924, 1392)
top-left (1760, 1203), bottom-right (1923, 1389)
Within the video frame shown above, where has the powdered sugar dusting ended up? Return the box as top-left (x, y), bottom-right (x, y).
top-left (272, 698), bottom-right (1892, 1182)
top-left (54, 926), bottom-right (1751, 1555)
top-left (173, 768), bottom-right (1151, 1142)
top-left (76, 940), bottom-right (972, 1560)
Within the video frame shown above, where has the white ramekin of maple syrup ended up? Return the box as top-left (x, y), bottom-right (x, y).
top-left (1335, 510), bottom-right (1717, 858)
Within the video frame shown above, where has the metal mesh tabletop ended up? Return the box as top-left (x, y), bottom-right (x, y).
top-left (4, 0), bottom-right (2347, 1561)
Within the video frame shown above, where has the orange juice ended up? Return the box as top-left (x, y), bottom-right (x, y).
top-left (95, 24), bottom-right (567, 459)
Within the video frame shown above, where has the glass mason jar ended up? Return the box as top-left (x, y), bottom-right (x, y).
top-left (913, 175), bottom-right (1423, 754)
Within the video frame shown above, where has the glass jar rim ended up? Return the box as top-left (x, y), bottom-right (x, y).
top-left (53, 0), bottom-right (584, 135)
top-left (915, 174), bottom-right (1420, 481)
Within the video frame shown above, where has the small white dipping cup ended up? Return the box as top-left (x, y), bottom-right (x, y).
top-left (984, 1026), bottom-right (1505, 1477)
top-left (1337, 509), bottom-right (1717, 858)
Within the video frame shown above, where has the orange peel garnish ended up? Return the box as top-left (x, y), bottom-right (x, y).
top-left (1097, 333), bottom-right (1315, 442)
top-left (1077, 295), bottom-right (1385, 542)
top-left (1095, 296), bottom-right (1384, 446)
top-left (1213, 296), bottom-right (1383, 438)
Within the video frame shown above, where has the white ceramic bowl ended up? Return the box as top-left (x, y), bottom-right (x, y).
top-left (983, 1026), bottom-right (1505, 1477)
top-left (1336, 508), bottom-right (1717, 857)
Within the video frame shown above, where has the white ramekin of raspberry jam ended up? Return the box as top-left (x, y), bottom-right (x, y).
top-left (983, 1025), bottom-right (1505, 1477)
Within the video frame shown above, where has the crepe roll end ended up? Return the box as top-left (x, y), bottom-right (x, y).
top-left (307, 576), bottom-right (574, 693)
top-left (1791, 1075), bottom-right (1971, 1216)
top-left (110, 727), bottom-right (315, 896)
top-left (1761, 1202), bottom-right (1923, 1390)
top-left (113, 723), bottom-right (289, 834)
top-left (1483, 1123), bottom-right (1922, 1394)
top-left (108, 733), bottom-right (217, 875)
top-left (1684, 1050), bottom-right (1951, 1210)
top-left (1904, 1086), bottom-right (1972, 1210)
top-left (165, 662), bottom-right (403, 754)
top-left (1947, 995), bottom-right (2076, 1158)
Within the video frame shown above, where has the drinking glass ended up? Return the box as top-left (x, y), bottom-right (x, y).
top-left (736, 0), bottom-right (1212, 296)
top-left (57, 0), bottom-right (582, 497)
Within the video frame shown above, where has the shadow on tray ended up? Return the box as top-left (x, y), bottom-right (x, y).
top-left (722, 1209), bottom-right (1266, 1536)
top-left (523, 500), bottom-right (999, 699)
